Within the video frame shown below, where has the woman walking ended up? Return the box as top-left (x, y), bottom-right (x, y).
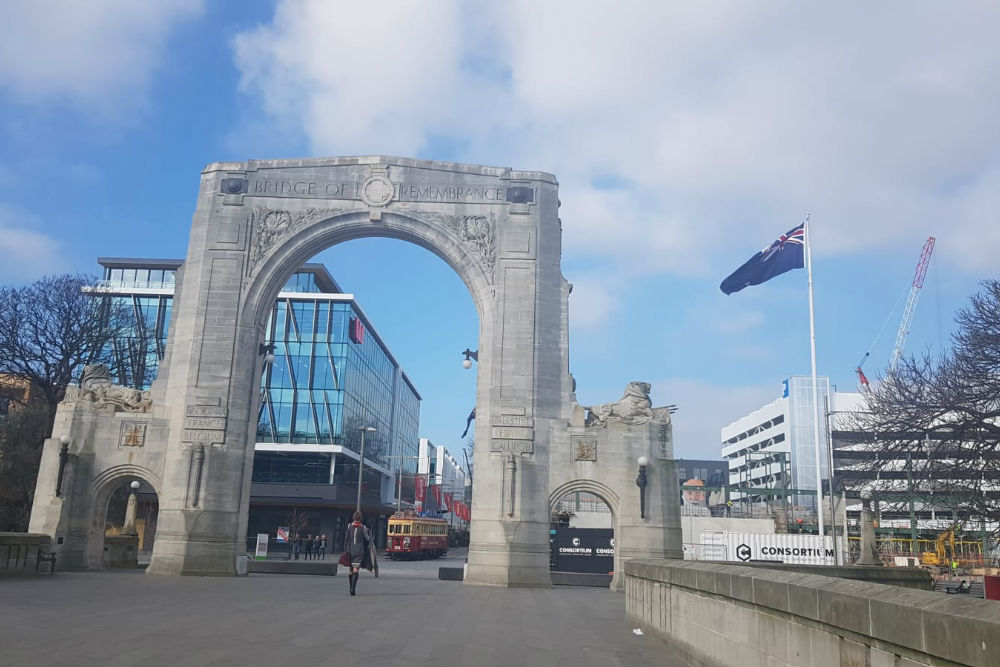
top-left (344, 511), bottom-right (372, 596)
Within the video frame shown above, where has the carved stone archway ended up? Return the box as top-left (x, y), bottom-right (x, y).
top-left (137, 157), bottom-right (568, 584)
top-left (29, 157), bottom-right (681, 585)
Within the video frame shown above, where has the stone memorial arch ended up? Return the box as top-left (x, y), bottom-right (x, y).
top-left (29, 157), bottom-right (680, 585)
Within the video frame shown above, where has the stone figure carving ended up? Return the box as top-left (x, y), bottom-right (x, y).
top-left (78, 364), bottom-right (151, 412)
top-left (584, 381), bottom-right (673, 427)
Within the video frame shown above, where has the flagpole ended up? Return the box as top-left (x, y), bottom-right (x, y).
top-left (804, 213), bottom-right (828, 559)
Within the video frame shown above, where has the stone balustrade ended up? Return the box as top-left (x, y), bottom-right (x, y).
top-left (625, 558), bottom-right (998, 667)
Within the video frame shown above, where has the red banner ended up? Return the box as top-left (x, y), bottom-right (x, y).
top-left (443, 492), bottom-right (454, 512)
top-left (430, 484), bottom-right (442, 508)
top-left (415, 475), bottom-right (426, 510)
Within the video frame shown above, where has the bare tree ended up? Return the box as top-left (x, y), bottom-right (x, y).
top-left (850, 279), bottom-right (1000, 525)
top-left (0, 274), bottom-right (135, 530)
top-left (0, 274), bottom-right (133, 408)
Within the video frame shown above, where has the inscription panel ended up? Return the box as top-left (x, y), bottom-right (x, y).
top-left (185, 405), bottom-right (227, 418)
top-left (235, 174), bottom-right (508, 205)
top-left (492, 415), bottom-right (533, 427)
top-left (182, 429), bottom-right (225, 444)
top-left (490, 426), bottom-right (534, 440)
top-left (490, 439), bottom-right (534, 454)
top-left (184, 417), bottom-right (226, 430)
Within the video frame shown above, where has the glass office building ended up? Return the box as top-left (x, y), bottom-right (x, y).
top-left (96, 258), bottom-right (421, 551)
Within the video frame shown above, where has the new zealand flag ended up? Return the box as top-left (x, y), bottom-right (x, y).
top-left (720, 223), bottom-right (805, 295)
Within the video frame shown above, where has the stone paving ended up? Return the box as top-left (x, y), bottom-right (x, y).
top-left (0, 559), bottom-right (686, 666)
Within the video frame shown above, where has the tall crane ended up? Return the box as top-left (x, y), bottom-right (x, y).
top-left (855, 236), bottom-right (935, 388)
top-left (888, 236), bottom-right (936, 373)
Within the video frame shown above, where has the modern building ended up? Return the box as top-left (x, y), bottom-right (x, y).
top-left (417, 437), bottom-right (468, 530)
top-left (720, 378), bottom-right (997, 558)
top-left (720, 377), bottom-right (862, 508)
top-left (94, 258), bottom-right (421, 552)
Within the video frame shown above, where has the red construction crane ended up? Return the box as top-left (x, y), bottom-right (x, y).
top-left (889, 237), bottom-right (935, 373)
top-left (855, 236), bottom-right (936, 388)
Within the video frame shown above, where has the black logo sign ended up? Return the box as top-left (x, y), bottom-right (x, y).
top-left (736, 543), bottom-right (752, 561)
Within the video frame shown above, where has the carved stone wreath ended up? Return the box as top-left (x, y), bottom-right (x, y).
top-left (394, 208), bottom-right (497, 281)
top-left (248, 207), bottom-right (345, 272)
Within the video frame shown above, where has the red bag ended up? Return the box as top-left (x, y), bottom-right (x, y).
top-left (338, 550), bottom-right (351, 567)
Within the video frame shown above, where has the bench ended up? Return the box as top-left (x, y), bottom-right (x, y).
top-left (35, 550), bottom-right (56, 574)
top-left (933, 580), bottom-right (984, 598)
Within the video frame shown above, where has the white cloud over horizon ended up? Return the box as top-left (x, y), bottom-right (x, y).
top-left (0, 204), bottom-right (63, 283)
top-left (0, 1), bottom-right (203, 114)
top-left (230, 0), bottom-right (1000, 295)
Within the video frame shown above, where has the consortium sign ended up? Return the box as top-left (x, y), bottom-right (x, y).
top-left (698, 532), bottom-right (836, 566)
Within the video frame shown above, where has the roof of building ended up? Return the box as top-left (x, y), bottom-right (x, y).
top-left (98, 258), bottom-right (343, 294)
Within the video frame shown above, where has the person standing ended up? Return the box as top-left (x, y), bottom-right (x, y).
top-left (304, 534), bottom-right (313, 560)
top-left (345, 511), bottom-right (372, 596)
top-left (312, 535), bottom-right (321, 560)
top-left (319, 534), bottom-right (327, 560)
top-left (292, 533), bottom-right (301, 561)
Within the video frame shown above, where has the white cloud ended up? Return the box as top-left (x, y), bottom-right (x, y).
top-left (231, 0), bottom-right (1000, 281)
top-left (0, 205), bottom-right (63, 283)
top-left (0, 1), bottom-right (203, 112)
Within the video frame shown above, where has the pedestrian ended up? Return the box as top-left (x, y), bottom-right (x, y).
top-left (312, 534), bottom-right (321, 560)
top-left (305, 534), bottom-right (314, 560)
top-left (342, 511), bottom-right (373, 596)
top-left (293, 533), bottom-right (301, 560)
top-left (320, 534), bottom-right (327, 560)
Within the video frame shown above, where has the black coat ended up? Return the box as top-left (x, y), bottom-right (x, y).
top-left (346, 523), bottom-right (374, 571)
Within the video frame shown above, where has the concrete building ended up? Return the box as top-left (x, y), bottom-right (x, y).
top-left (94, 258), bottom-right (420, 552)
top-left (721, 377), bottom-right (862, 508)
top-left (417, 438), bottom-right (467, 529)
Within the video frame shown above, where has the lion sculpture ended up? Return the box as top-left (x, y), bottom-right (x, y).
top-left (78, 364), bottom-right (151, 413)
top-left (585, 381), bottom-right (673, 428)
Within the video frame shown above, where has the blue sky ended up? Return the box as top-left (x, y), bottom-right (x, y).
top-left (1, 1), bottom-right (997, 459)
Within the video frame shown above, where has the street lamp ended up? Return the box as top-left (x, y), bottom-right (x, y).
top-left (356, 426), bottom-right (377, 513)
top-left (259, 342), bottom-right (276, 365)
top-left (56, 436), bottom-right (71, 497)
top-left (636, 456), bottom-right (649, 519)
top-left (461, 349), bottom-right (478, 369)
top-left (123, 480), bottom-right (140, 535)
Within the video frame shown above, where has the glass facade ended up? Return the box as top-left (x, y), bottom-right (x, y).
top-left (788, 376), bottom-right (831, 507)
top-left (96, 260), bottom-right (421, 504)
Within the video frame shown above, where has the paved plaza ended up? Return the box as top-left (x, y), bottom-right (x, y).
top-left (1, 554), bottom-right (685, 667)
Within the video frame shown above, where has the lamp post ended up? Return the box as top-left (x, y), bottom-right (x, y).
top-left (386, 455), bottom-right (421, 513)
top-left (636, 456), bottom-right (649, 519)
top-left (259, 342), bottom-right (276, 364)
top-left (356, 426), bottom-right (376, 513)
top-left (56, 436), bottom-right (70, 497)
top-left (122, 480), bottom-right (140, 535)
top-left (461, 349), bottom-right (478, 369)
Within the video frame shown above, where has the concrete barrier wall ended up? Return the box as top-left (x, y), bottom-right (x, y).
top-left (625, 559), bottom-right (999, 667)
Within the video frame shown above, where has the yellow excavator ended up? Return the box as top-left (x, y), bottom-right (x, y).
top-left (921, 526), bottom-right (957, 568)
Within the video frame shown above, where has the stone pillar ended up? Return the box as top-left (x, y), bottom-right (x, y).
top-left (464, 175), bottom-right (562, 587)
top-left (858, 494), bottom-right (881, 566)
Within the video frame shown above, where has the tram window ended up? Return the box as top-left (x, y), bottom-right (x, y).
top-left (403, 525), bottom-right (410, 534)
